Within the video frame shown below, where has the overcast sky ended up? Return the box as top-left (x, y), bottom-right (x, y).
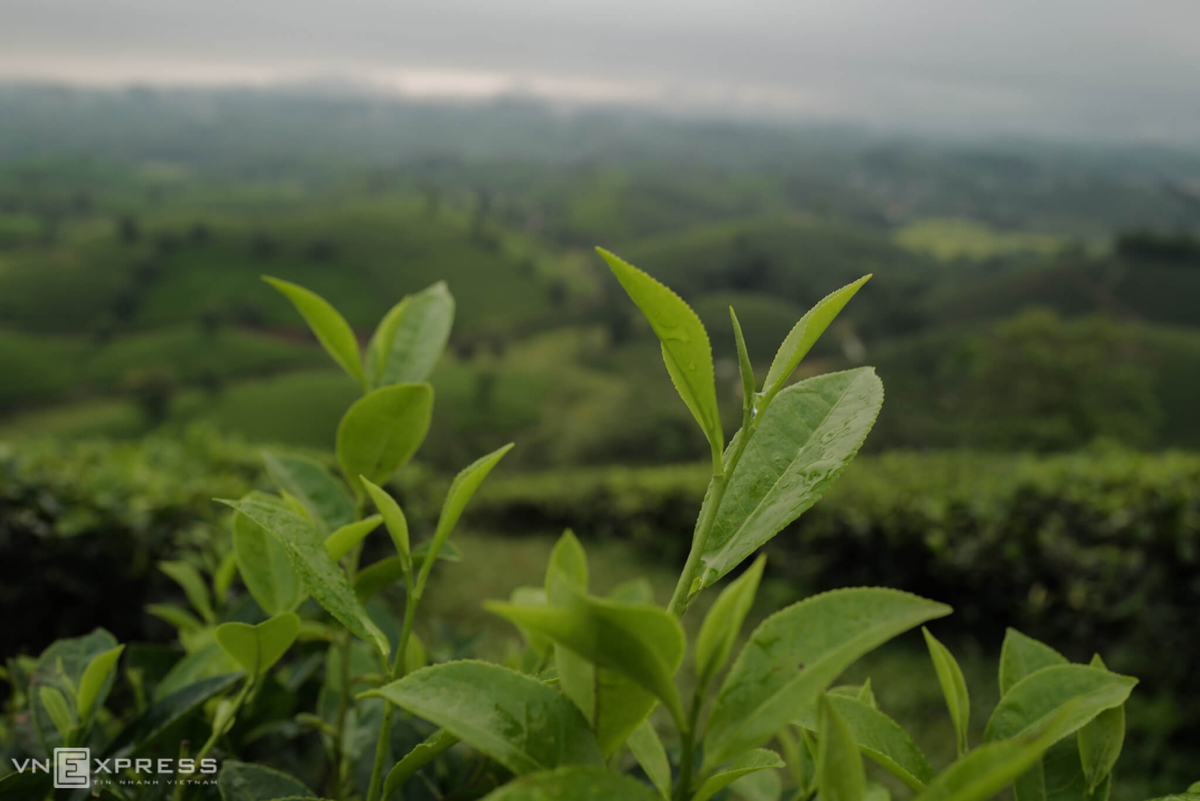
top-left (2, 0), bottom-right (1198, 141)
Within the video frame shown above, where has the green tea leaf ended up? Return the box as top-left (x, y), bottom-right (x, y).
top-left (763, 276), bottom-right (871, 399)
top-left (351, 545), bottom-right (463, 602)
top-left (416, 443), bottom-right (514, 593)
top-left (215, 613), bottom-right (301, 678)
top-left (695, 554), bottom-right (765, 690)
top-left (912, 720), bottom-right (1062, 801)
top-left (816, 696), bottom-right (866, 801)
top-left (336, 383), bottom-right (433, 495)
top-left (608, 578), bottom-right (654, 603)
top-left (324, 515), bottom-right (382, 562)
top-left (999, 628), bottom-right (1068, 697)
top-left (365, 660), bottom-right (604, 775)
top-left (76, 645), bottom-right (125, 724)
top-left (160, 560), bottom-right (216, 625)
top-left (985, 665), bottom-right (1137, 745)
top-left (697, 368), bottom-right (883, 589)
top-left (696, 749), bottom-right (785, 801)
top-left (705, 588), bottom-right (949, 768)
top-left (543, 530), bottom-right (596, 741)
top-left (0, 769), bottom-right (51, 800)
top-left (730, 767), bottom-right (784, 801)
top-left (486, 587), bottom-right (687, 732)
top-left (213, 551), bottom-right (238, 605)
top-left (367, 280), bottom-right (455, 387)
top-left (104, 673), bottom-right (241, 759)
top-left (382, 728), bottom-right (459, 800)
top-left (796, 694), bottom-right (934, 791)
top-left (1078, 655), bottom-right (1125, 793)
top-left (154, 644), bottom-right (238, 700)
top-left (217, 759), bottom-right (314, 801)
top-left (39, 687), bottom-right (74, 739)
top-left (146, 603), bottom-right (205, 632)
top-left (597, 248), bottom-right (723, 465)
top-left (361, 477), bottom-right (411, 571)
top-left (263, 276), bottom-right (366, 388)
top-left (262, 451), bottom-right (355, 533)
top-left (30, 629), bottom-right (118, 751)
top-left (510, 586), bottom-right (552, 658)
top-left (730, 306), bottom-right (757, 410)
top-left (220, 495), bottom-right (391, 659)
top-left (923, 627), bottom-right (970, 756)
top-left (233, 496), bottom-right (305, 615)
top-left (627, 719), bottom-right (671, 799)
top-left (479, 767), bottom-right (662, 800)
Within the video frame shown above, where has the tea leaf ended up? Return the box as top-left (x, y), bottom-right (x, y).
top-left (597, 248), bottom-right (723, 465)
top-left (30, 629), bottom-right (118, 752)
top-left (262, 451), bottom-right (355, 533)
top-left (213, 552), bottom-right (238, 605)
top-left (39, 687), bottom-right (74, 739)
top-left (695, 749), bottom-right (785, 801)
top-left (361, 477), bottom-right (410, 571)
top-left (146, 603), bottom-right (204, 632)
top-left (478, 767), bottom-right (661, 800)
top-left (763, 276), bottom-right (871, 399)
top-left (923, 627), bottom-right (970, 756)
top-left (795, 694), bottom-right (934, 791)
top-left (543, 531), bottom-right (596, 742)
top-left (509, 586), bottom-right (552, 658)
top-left (999, 629), bottom-right (1068, 696)
top-left (416, 443), bottom-right (514, 593)
top-left (382, 728), bottom-right (459, 800)
top-left (336, 383), bottom-right (433, 496)
top-left (1078, 655), bottom-right (1125, 793)
top-left (324, 515), bottom-right (382, 562)
top-left (160, 560), bottom-right (216, 625)
top-left (217, 760), bottom-right (314, 801)
top-left (730, 306), bottom-right (757, 410)
top-left (912, 720), bottom-right (1062, 801)
top-left (105, 672), bottom-right (241, 759)
top-left (263, 276), bottom-right (365, 388)
top-left (76, 645), bottom-right (125, 724)
top-left (351, 544), bottom-right (463, 602)
top-left (984, 665), bottom-right (1137, 745)
top-left (367, 280), bottom-right (455, 387)
top-left (729, 767), bottom-right (784, 801)
top-left (215, 613), bottom-right (301, 678)
top-left (233, 495), bottom-right (304, 615)
top-left (697, 368), bottom-right (883, 589)
top-left (365, 660), bottom-right (604, 775)
top-left (486, 587), bottom-right (687, 732)
top-left (627, 719), bottom-right (671, 799)
top-left (220, 495), bottom-right (391, 659)
top-left (816, 696), bottom-right (866, 801)
top-left (695, 555), bottom-right (765, 690)
top-left (705, 588), bottom-right (949, 768)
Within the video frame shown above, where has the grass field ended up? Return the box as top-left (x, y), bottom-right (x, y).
top-left (894, 217), bottom-right (1066, 261)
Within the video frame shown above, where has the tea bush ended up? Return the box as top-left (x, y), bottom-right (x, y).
top-left (1, 255), bottom-right (1197, 801)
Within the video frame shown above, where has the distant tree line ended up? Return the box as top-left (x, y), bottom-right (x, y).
top-left (1115, 228), bottom-right (1200, 266)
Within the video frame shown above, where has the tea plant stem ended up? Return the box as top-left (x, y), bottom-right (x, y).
top-left (365, 574), bottom-right (419, 801)
top-left (674, 688), bottom-right (706, 801)
top-left (172, 676), bottom-right (252, 801)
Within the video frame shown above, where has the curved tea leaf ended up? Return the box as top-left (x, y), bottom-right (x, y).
top-left (160, 561), bottom-right (215, 625)
top-left (486, 589), bottom-right (686, 731)
top-left (479, 767), bottom-right (661, 801)
top-left (352, 544), bottom-right (463, 602)
top-left (697, 368), bottom-right (883, 589)
top-left (233, 496), bottom-right (304, 616)
top-left (263, 276), bottom-right (365, 388)
top-left (696, 749), bottom-right (785, 801)
top-left (985, 665), bottom-right (1137, 745)
top-left (704, 588), bottom-right (949, 768)
top-left (999, 628), bottom-right (1068, 696)
top-left (730, 306), bottom-right (757, 408)
top-left (336, 383), bottom-right (433, 496)
top-left (1078, 655), bottom-right (1125, 793)
top-left (763, 276), bottom-right (871, 399)
top-left (76, 645), bottom-right (125, 724)
top-left (796, 694), bottom-right (934, 791)
top-left (543, 530), bottom-right (598, 742)
top-left (220, 495), bottom-right (390, 659)
top-left (367, 280), bottom-right (455, 387)
top-left (695, 555), bottom-right (765, 689)
top-left (365, 660), bottom-right (603, 775)
top-left (217, 760), bottom-right (314, 801)
top-left (627, 719), bottom-right (671, 799)
top-left (262, 452), bottom-right (355, 533)
top-left (922, 627), bottom-right (970, 756)
top-left (597, 248), bottom-right (722, 463)
top-left (362, 477), bottom-right (410, 570)
top-left (382, 728), bottom-right (459, 800)
top-left (324, 515), bottom-right (382, 562)
top-left (104, 673), bottom-right (241, 759)
top-left (816, 696), bottom-right (866, 801)
top-left (215, 613), bottom-right (300, 678)
top-left (912, 721), bottom-right (1062, 801)
top-left (30, 629), bottom-right (118, 751)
